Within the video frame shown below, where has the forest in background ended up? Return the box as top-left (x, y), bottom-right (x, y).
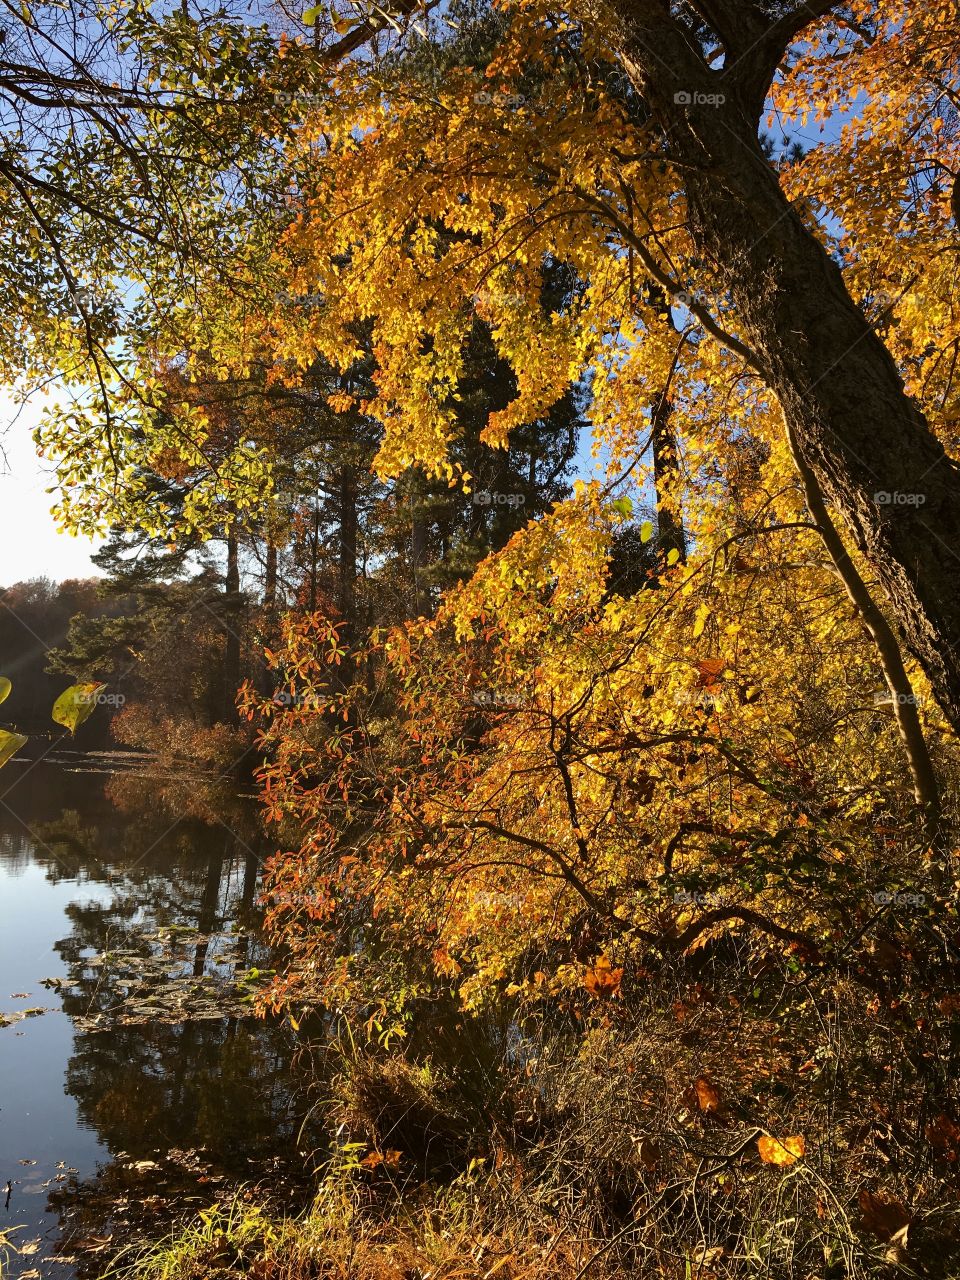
top-left (1, 0), bottom-right (959, 1276)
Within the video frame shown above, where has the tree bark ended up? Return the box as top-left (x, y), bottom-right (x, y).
top-left (223, 525), bottom-right (242, 725)
top-left (651, 389), bottom-right (687, 564)
top-left (264, 537), bottom-right (277, 611)
top-left (338, 463), bottom-right (358, 647)
top-left (609, 1), bottom-right (960, 731)
top-left (784, 415), bottom-right (941, 830)
top-left (409, 469), bottom-right (430, 618)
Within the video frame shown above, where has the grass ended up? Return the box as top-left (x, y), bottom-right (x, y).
top-left (106, 1178), bottom-right (630, 1280)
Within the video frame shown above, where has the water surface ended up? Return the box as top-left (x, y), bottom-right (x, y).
top-left (0, 759), bottom-right (309, 1279)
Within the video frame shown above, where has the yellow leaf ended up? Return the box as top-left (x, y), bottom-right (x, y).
top-left (0, 729), bottom-right (27, 769)
top-left (52, 683), bottom-right (105, 734)
top-left (692, 603), bottom-right (711, 638)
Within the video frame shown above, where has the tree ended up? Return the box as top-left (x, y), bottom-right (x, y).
top-left (255, 0), bottom-right (960, 738)
top-left (0, 0), bottom-right (309, 536)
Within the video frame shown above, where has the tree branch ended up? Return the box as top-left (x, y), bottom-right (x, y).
top-left (671, 906), bottom-right (818, 956)
top-left (725, 2), bottom-right (846, 119)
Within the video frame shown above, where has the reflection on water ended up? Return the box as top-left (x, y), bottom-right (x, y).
top-left (0, 761), bottom-right (315, 1280)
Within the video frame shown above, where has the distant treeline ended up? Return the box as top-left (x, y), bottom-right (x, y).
top-left (0, 578), bottom-right (130, 747)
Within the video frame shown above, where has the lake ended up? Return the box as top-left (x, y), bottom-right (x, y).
top-left (0, 755), bottom-right (316, 1280)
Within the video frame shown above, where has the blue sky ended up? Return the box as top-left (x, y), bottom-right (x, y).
top-left (0, 394), bottom-right (103, 585)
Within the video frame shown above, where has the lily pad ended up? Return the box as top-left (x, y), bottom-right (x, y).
top-left (0, 1007), bottom-right (50, 1028)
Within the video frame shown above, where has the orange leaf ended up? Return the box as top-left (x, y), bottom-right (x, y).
top-left (685, 1074), bottom-right (723, 1114)
top-left (758, 1134), bottom-right (806, 1166)
top-left (695, 658), bottom-right (726, 689)
top-left (583, 954), bottom-right (623, 999)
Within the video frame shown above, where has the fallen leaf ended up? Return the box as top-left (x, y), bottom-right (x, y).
top-left (684, 1074), bottom-right (723, 1115)
top-left (634, 1136), bottom-right (660, 1170)
top-left (858, 1189), bottom-right (911, 1241)
top-left (886, 1225), bottom-right (910, 1265)
top-left (758, 1135), bottom-right (806, 1166)
top-left (926, 1112), bottom-right (960, 1158)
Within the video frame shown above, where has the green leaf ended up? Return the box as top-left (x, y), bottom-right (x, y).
top-left (0, 729), bottom-right (27, 770)
top-left (0, 676), bottom-right (11, 705)
top-left (610, 496), bottom-right (633, 517)
top-left (666, 547), bottom-right (681, 566)
top-left (302, 4), bottom-right (323, 22)
top-left (639, 520), bottom-right (654, 543)
top-left (52, 682), bottom-right (105, 734)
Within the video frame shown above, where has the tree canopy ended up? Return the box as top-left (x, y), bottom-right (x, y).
top-left (4, 1), bottom-right (960, 1275)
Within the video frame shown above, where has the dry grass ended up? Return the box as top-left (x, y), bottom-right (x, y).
top-left (107, 1180), bottom-right (634, 1280)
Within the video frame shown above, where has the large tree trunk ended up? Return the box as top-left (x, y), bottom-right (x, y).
top-left (611, 2), bottom-right (960, 730)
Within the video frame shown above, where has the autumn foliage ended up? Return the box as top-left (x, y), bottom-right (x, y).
top-left (10, 0), bottom-right (960, 1274)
